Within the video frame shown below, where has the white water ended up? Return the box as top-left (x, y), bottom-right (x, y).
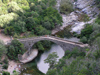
top-left (37, 44), bottom-right (65, 74)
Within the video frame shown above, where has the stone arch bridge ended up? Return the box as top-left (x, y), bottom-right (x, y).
top-left (17, 35), bottom-right (88, 51)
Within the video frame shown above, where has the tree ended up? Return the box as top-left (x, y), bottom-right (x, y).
top-left (0, 40), bottom-right (7, 60)
top-left (7, 39), bottom-right (25, 60)
top-left (81, 24), bottom-right (93, 39)
top-left (25, 17), bottom-right (36, 31)
top-left (60, 0), bottom-right (73, 14)
top-left (2, 71), bottom-right (10, 75)
top-left (46, 69), bottom-right (57, 75)
top-left (44, 52), bottom-right (59, 69)
top-left (2, 0), bottom-right (9, 3)
top-left (35, 26), bottom-right (50, 35)
top-left (12, 70), bottom-right (19, 75)
top-left (4, 26), bottom-right (14, 35)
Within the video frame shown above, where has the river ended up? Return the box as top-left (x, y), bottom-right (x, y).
top-left (20, 44), bottom-right (65, 75)
top-left (37, 44), bottom-right (65, 74)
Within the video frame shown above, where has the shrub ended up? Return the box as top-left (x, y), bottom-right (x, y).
top-left (8, 2), bottom-right (23, 14)
top-left (7, 39), bottom-right (25, 60)
top-left (2, 0), bottom-right (9, 3)
top-left (4, 26), bottom-right (14, 35)
top-left (0, 13), bottom-right (19, 28)
top-left (3, 58), bottom-right (8, 64)
top-left (2, 71), bottom-right (10, 75)
top-left (60, 0), bottom-right (73, 14)
top-left (80, 36), bottom-right (88, 43)
top-left (80, 24), bottom-right (93, 39)
top-left (3, 64), bottom-right (8, 69)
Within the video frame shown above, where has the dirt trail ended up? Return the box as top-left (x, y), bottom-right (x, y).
top-left (0, 33), bottom-right (11, 44)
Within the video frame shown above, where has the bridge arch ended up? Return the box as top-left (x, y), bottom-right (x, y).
top-left (18, 35), bottom-right (88, 52)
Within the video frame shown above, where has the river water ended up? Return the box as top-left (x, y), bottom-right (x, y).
top-left (20, 44), bottom-right (65, 75)
top-left (37, 44), bottom-right (65, 74)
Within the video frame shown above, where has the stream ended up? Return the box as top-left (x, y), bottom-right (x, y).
top-left (37, 44), bottom-right (65, 74)
top-left (20, 44), bottom-right (65, 75)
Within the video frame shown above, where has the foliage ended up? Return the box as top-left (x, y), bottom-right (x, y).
top-left (7, 39), bottom-right (25, 60)
top-left (44, 52), bottom-right (59, 69)
top-left (12, 70), bottom-right (20, 75)
top-left (4, 26), bottom-right (14, 35)
top-left (0, 13), bottom-right (19, 28)
top-left (3, 64), bottom-right (8, 69)
top-left (65, 48), bottom-right (86, 58)
top-left (80, 24), bottom-right (93, 39)
top-left (2, 71), bottom-right (10, 75)
top-left (0, 0), bottom-right (62, 36)
top-left (60, 0), bottom-right (73, 15)
top-left (46, 69), bottom-right (57, 75)
top-left (33, 40), bottom-right (53, 51)
top-left (80, 36), bottom-right (88, 43)
top-left (0, 39), bottom-right (7, 60)
top-left (8, 2), bottom-right (23, 14)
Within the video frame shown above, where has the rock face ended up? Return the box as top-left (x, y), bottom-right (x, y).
top-left (18, 49), bottom-right (38, 63)
top-left (76, 0), bottom-right (100, 18)
top-left (52, 0), bottom-right (100, 35)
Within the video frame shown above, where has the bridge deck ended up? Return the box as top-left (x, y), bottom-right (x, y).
top-left (18, 35), bottom-right (88, 47)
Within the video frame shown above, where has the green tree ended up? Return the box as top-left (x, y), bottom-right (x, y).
top-left (60, 0), bottom-right (73, 14)
top-left (44, 52), bottom-right (59, 69)
top-left (2, 71), bottom-right (10, 75)
top-left (4, 26), bottom-right (14, 35)
top-left (46, 69), bottom-right (57, 75)
top-left (12, 70), bottom-right (19, 75)
top-left (2, 0), bottom-right (9, 3)
top-left (25, 17), bottom-right (36, 31)
top-left (81, 24), bottom-right (93, 39)
top-left (0, 40), bottom-right (7, 60)
top-left (7, 39), bottom-right (25, 60)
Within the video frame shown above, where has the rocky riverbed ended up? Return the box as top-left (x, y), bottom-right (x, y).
top-left (52, 0), bottom-right (100, 35)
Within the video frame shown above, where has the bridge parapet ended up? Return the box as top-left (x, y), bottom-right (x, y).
top-left (17, 35), bottom-right (89, 51)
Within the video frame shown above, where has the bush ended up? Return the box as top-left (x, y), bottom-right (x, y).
top-left (7, 39), bottom-right (25, 60)
top-left (0, 13), bottom-right (19, 28)
top-left (2, 0), bottom-right (9, 3)
top-left (0, 40), bottom-right (7, 60)
top-left (80, 24), bottom-right (93, 39)
top-left (33, 40), bottom-right (53, 51)
top-left (3, 58), bottom-right (8, 64)
top-left (3, 64), bottom-right (8, 69)
top-left (80, 36), bottom-right (88, 43)
top-left (60, 0), bottom-right (73, 14)
top-left (8, 2), bottom-right (23, 14)
top-left (2, 71), bottom-right (10, 75)
top-left (4, 26), bottom-right (14, 35)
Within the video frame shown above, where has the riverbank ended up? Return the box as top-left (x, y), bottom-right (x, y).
top-left (7, 60), bottom-right (21, 74)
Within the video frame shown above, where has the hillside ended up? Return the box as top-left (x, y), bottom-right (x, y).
top-left (0, 0), bottom-right (100, 75)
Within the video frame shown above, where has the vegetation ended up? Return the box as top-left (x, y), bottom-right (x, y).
top-left (2, 71), bottom-right (10, 75)
top-left (7, 39), bottom-right (25, 60)
top-left (60, 0), bottom-right (73, 15)
top-left (0, 0), bottom-right (62, 36)
top-left (44, 52), bottom-right (59, 69)
top-left (45, 47), bottom-right (100, 75)
top-left (33, 40), bottom-right (54, 51)
top-left (0, 39), bottom-right (7, 60)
